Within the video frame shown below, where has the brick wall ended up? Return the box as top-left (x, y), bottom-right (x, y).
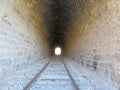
top-left (0, 1), bottom-right (49, 78)
top-left (65, 0), bottom-right (120, 89)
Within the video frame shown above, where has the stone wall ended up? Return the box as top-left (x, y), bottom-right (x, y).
top-left (0, 0), bottom-right (49, 78)
top-left (65, 0), bottom-right (120, 89)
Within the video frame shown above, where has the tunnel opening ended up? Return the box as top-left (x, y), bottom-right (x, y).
top-left (54, 47), bottom-right (62, 55)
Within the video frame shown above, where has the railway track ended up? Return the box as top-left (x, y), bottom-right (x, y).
top-left (23, 60), bottom-right (52, 90)
top-left (63, 61), bottom-right (79, 90)
top-left (23, 58), bottom-right (94, 90)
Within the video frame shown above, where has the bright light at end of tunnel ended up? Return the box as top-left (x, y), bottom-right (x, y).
top-left (55, 47), bottom-right (61, 55)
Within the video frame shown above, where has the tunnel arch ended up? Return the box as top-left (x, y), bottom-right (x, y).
top-left (0, 0), bottom-right (120, 89)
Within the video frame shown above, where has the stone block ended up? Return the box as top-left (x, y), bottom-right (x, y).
top-left (0, 43), bottom-right (10, 49)
top-left (99, 62), bottom-right (114, 71)
top-left (0, 58), bottom-right (12, 67)
top-left (0, 30), bottom-right (7, 37)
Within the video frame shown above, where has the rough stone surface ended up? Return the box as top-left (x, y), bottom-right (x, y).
top-left (0, 0), bottom-right (120, 89)
top-left (65, 0), bottom-right (120, 89)
top-left (0, 0), bottom-right (49, 79)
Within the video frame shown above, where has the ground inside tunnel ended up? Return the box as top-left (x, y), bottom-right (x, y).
top-left (0, 57), bottom-right (117, 90)
top-left (0, 0), bottom-right (120, 90)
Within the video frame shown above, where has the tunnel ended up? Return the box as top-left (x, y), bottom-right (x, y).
top-left (0, 0), bottom-right (120, 90)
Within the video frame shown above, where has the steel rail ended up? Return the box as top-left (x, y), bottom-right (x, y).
top-left (63, 61), bottom-right (79, 90)
top-left (23, 60), bottom-right (52, 90)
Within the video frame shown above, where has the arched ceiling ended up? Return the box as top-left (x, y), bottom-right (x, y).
top-left (10, 0), bottom-right (98, 52)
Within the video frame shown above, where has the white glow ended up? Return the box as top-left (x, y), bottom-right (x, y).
top-left (55, 47), bottom-right (61, 55)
